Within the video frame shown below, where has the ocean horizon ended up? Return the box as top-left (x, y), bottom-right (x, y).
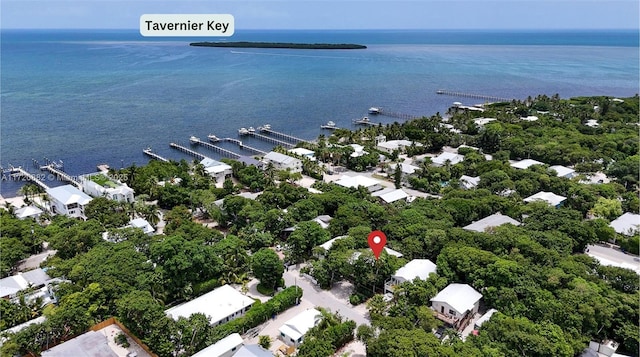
top-left (1, 29), bottom-right (638, 196)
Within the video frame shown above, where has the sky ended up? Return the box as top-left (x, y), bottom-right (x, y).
top-left (1, 0), bottom-right (639, 30)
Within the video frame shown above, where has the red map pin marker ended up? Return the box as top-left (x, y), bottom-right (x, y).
top-left (367, 230), bottom-right (387, 260)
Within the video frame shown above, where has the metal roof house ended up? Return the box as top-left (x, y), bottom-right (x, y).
top-left (524, 191), bottom-right (567, 208)
top-left (463, 213), bottom-right (521, 233)
top-left (385, 259), bottom-right (437, 293)
top-left (46, 185), bottom-right (92, 219)
top-left (165, 285), bottom-right (255, 326)
top-left (279, 308), bottom-right (322, 347)
top-left (263, 152), bottom-right (302, 173)
top-left (430, 283), bottom-right (482, 331)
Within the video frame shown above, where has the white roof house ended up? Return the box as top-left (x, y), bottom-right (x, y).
top-left (263, 152), bottom-right (303, 173)
top-left (474, 308), bottom-right (498, 329)
top-left (459, 175), bottom-right (480, 189)
top-left (609, 213), bottom-right (640, 236)
top-left (41, 330), bottom-right (117, 357)
top-left (46, 185), bottom-right (93, 219)
top-left (430, 283), bottom-right (482, 328)
top-left (348, 144), bottom-right (368, 158)
top-left (463, 213), bottom-right (521, 232)
top-left (288, 147), bottom-right (316, 161)
top-left (80, 173), bottom-right (134, 203)
top-left (165, 285), bottom-right (255, 326)
top-left (473, 117), bottom-right (497, 126)
top-left (394, 259), bottom-right (437, 281)
top-left (234, 344), bottom-right (273, 357)
top-left (431, 152), bottom-right (464, 167)
top-left (524, 191), bottom-right (567, 207)
top-left (549, 165), bottom-right (576, 179)
top-left (14, 205), bottom-right (43, 220)
top-left (129, 218), bottom-right (155, 235)
top-left (0, 274), bottom-right (32, 299)
top-left (520, 115), bottom-right (539, 122)
top-left (200, 158), bottom-right (233, 183)
top-left (377, 140), bottom-right (422, 153)
top-left (279, 308), bottom-right (322, 346)
top-left (510, 159), bottom-right (545, 170)
top-left (334, 175), bottom-right (384, 192)
top-left (317, 236), bottom-right (348, 252)
top-left (396, 162), bottom-right (419, 175)
top-left (192, 333), bottom-right (243, 357)
top-left (372, 188), bottom-right (409, 204)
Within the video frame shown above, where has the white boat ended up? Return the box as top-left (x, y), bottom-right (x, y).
top-left (238, 127), bottom-right (249, 135)
top-left (207, 134), bottom-right (219, 142)
top-left (321, 121), bottom-right (337, 129)
top-left (262, 124), bottom-right (271, 130)
top-left (189, 136), bottom-right (199, 143)
top-left (368, 107), bottom-right (380, 114)
top-left (248, 126), bottom-right (256, 133)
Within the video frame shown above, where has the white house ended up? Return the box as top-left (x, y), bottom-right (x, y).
top-left (473, 117), bottom-right (497, 126)
top-left (46, 185), bottom-right (92, 219)
top-left (431, 152), bottom-right (464, 167)
top-left (609, 213), bottom-right (640, 236)
top-left (520, 115), bottom-right (539, 122)
top-left (263, 152), bottom-right (302, 173)
top-left (474, 308), bottom-right (498, 329)
top-left (14, 205), bottom-right (43, 220)
top-left (384, 259), bottom-right (437, 293)
top-left (372, 188), bottom-right (409, 204)
top-left (348, 144), bottom-right (368, 158)
top-left (200, 158), bottom-right (233, 184)
top-left (234, 344), bottom-right (273, 357)
top-left (279, 308), bottom-right (322, 347)
top-left (0, 268), bottom-right (51, 300)
top-left (129, 218), bottom-right (155, 235)
top-left (288, 147), bottom-right (316, 161)
top-left (165, 285), bottom-right (255, 326)
top-left (334, 175), bottom-right (384, 192)
top-left (191, 333), bottom-right (243, 357)
top-left (430, 283), bottom-right (482, 331)
top-left (510, 159), bottom-right (545, 170)
top-left (524, 191), bottom-right (567, 208)
top-left (549, 165), bottom-right (576, 179)
top-left (377, 140), bottom-right (422, 154)
top-left (463, 213), bottom-right (521, 233)
top-left (41, 330), bottom-right (117, 357)
top-left (80, 173), bottom-right (134, 202)
top-left (459, 175), bottom-right (480, 189)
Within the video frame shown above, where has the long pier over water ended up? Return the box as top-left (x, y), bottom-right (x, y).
top-left (258, 125), bottom-right (311, 145)
top-left (143, 148), bottom-right (169, 162)
top-left (170, 142), bottom-right (207, 161)
top-left (239, 129), bottom-right (295, 148)
top-left (9, 167), bottom-right (50, 190)
top-left (436, 89), bottom-right (513, 103)
top-left (40, 164), bottom-right (82, 189)
top-left (209, 135), bottom-right (266, 155)
top-left (189, 137), bottom-right (242, 159)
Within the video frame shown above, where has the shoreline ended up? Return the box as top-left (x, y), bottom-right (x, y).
top-left (189, 41), bottom-right (367, 49)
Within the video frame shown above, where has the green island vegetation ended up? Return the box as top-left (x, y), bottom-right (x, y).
top-left (89, 173), bottom-right (118, 188)
top-left (0, 94), bottom-right (638, 356)
top-left (190, 41), bottom-right (367, 49)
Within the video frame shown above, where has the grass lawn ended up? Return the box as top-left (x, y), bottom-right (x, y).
top-left (90, 174), bottom-right (118, 188)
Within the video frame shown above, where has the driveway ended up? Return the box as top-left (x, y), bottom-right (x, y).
top-left (283, 265), bottom-right (370, 326)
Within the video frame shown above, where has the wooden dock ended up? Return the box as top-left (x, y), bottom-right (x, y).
top-left (10, 166), bottom-right (50, 191)
top-left (170, 142), bottom-right (207, 161)
top-left (258, 125), bottom-right (310, 144)
top-left (143, 148), bottom-right (169, 162)
top-left (40, 164), bottom-right (82, 189)
top-left (188, 137), bottom-right (242, 159)
top-left (239, 130), bottom-right (295, 148)
top-left (436, 89), bottom-right (512, 102)
top-left (372, 108), bottom-right (420, 120)
top-left (209, 135), bottom-right (266, 155)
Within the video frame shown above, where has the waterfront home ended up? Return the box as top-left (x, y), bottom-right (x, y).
top-left (165, 284), bottom-right (255, 326)
top-left (80, 173), bottom-right (134, 202)
top-left (46, 185), bottom-right (92, 219)
top-left (201, 158), bottom-right (233, 184)
top-left (384, 259), bottom-right (437, 294)
top-left (430, 283), bottom-right (482, 331)
top-left (288, 147), bottom-right (316, 161)
top-left (463, 213), bottom-right (521, 233)
top-left (263, 152), bottom-right (303, 173)
top-left (279, 308), bottom-right (322, 347)
top-left (14, 205), bottom-right (43, 220)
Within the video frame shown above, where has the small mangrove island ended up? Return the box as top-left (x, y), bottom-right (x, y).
top-left (189, 41), bottom-right (367, 49)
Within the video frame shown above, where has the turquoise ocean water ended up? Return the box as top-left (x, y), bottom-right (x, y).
top-left (1, 29), bottom-right (638, 195)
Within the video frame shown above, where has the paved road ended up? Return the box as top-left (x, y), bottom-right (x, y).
top-left (283, 266), bottom-right (370, 326)
top-left (17, 249), bottom-right (57, 271)
top-left (587, 244), bottom-right (640, 273)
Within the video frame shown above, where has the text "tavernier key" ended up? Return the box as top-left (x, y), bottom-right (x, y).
top-left (140, 14), bottom-right (234, 37)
